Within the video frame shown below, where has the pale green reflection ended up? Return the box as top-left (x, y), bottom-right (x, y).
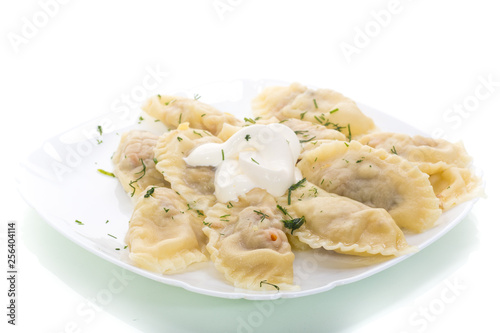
top-left (22, 209), bottom-right (479, 333)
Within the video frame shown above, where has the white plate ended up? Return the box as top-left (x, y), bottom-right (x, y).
top-left (16, 80), bottom-right (477, 300)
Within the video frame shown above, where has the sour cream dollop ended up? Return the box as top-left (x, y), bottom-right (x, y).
top-left (184, 124), bottom-right (302, 202)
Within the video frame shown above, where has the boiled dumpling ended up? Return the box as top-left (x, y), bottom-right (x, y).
top-left (126, 186), bottom-right (208, 273)
top-left (297, 140), bottom-right (441, 232)
top-left (359, 132), bottom-right (482, 209)
top-left (143, 95), bottom-right (243, 135)
top-left (275, 180), bottom-right (411, 256)
top-left (251, 82), bottom-right (376, 137)
top-left (203, 189), bottom-right (296, 290)
top-left (112, 130), bottom-right (169, 199)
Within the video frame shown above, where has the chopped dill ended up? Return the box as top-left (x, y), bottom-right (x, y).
top-left (260, 280), bottom-right (280, 291)
top-left (300, 136), bottom-right (316, 143)
top-left (97, 169), bottom-right (115, 177)
top-left (128, 159), bottom-right (146, 197)
top-left (144, 187), bottom-right (155, 198)
top-left (282, 216), bottom-right (306, 234)
top-left (288, 178), bottom-right (306, 205)
top-left (253, 210), bottom-right (269, 222)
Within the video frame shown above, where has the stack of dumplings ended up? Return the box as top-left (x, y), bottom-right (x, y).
top-left (111, 82), bottom-right (482, 291)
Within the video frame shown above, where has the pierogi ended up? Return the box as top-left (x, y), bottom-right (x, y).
top-left (110, 83), bottom-right (481, 291)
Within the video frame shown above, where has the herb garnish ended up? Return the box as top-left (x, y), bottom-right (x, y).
top-left (313, 99), bottom-right (318, 109)
top-left (107, 233), bottom-right (117, 239)
top-left (245, 134), bottom-right (251, 141)
top-left (97, 169), bottom-right (115, 177)
top-left (177, 136), bottom-right (183, 142)
top-left (220, 214), bottom-right (230, 222)
top-left (260, 280), bottom-right (280, 291)
top-left (390, 146), bottom-right (398, 155)
top-left (221, 149), bottom-right (225, 161)
top-left (329, 108), bottom-right (339, 114)
top-left (97, 125), bottom-right (103, 135)
top-left (309, 187), bottom-right (318, 196)
top-left (300, 111), bottom-right (307, 120)
top-left (194, 93), bottom-right (201, 100)
top-left (300, 136), bottom-right (316, 143)
top-left (164, 208), bottom-right (170, 214)
top-left (128, 159), bottom-right (146, 197)
top-left (178, 113), bottom-right (182, 124)
top-left (347, 124), bottom-right (352, 142)
top-left (287, 178), bottom-right (306, 205)
top-left (253, 210), bottom-right (269, 222)
top-left (144, 187), bottom-right (155, 198)
top-left (75, 220), bottom-right (84, 225)
top-left (277, 204), bottom-right (291, 218)
top-left (282, 216), bottom-right (306, 234)
top-left (244, 117), bottom-right (256, 124)
top-left (251, 158), bottom-right (260, 165)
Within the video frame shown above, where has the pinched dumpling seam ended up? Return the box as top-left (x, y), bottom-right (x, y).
top-left (292, 229), bottom-right (416, 256)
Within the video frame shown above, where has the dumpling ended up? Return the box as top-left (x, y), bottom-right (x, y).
top-left (112, 130), bottom-right (169, 199)
top-left (203, 189), bottom-right (295, 290)
top-left (125, 186), bottom-right (208, 274)
top-left (276, 180), bottom-right (411, 256)
top-left (359, 132), bottom-right (482, 209)
top-left (251, 82), bottom-right (376, 137)
top-left (154, 123), bottom-right (220, 212)
top-left (143, 95), bottom-right (243, 135)
top-left (297, 140), bottom-right (441, 232)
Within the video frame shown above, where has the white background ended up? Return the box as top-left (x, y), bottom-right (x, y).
top-left (1, 0), bottom-right (499, 332)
